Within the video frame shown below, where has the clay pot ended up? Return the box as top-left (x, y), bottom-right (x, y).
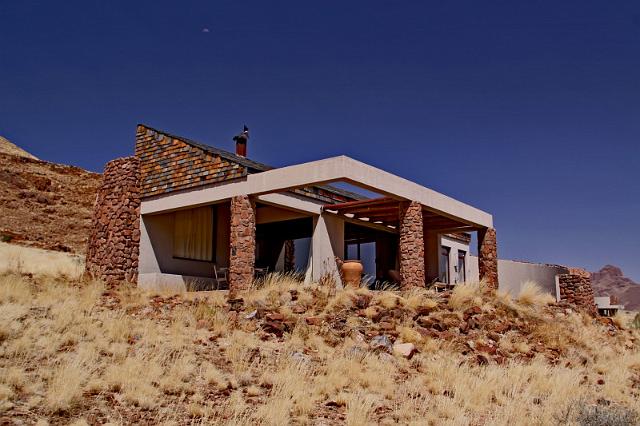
top-left (341, 260), bottom-right (363, 288)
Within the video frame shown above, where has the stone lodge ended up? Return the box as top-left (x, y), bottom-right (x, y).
top-left (85, 124), bottom-right (597, 313)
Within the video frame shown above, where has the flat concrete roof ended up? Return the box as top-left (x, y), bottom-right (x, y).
top-left (141, 155), bottom-right (493, 228)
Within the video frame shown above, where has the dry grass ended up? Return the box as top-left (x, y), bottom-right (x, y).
top-left (0, 247), bottom-right (638, 424)
top-left (0, 242), bottom-right (83, 279)
top-left (517, 281), bottom-right (556, 306)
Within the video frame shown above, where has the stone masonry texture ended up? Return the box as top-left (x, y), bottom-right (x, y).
top-left (399, 201), bottom-right (425, 288)
top-left (229, 195), bottom-right (256, 292)
top-left (478, 227), bottom-right (499, 290)
top-left (135, 125), bottom-right (246, 198)
top-left (85, 157), bottom-right (141, 284)
top-left (558, 269), bottom-right (598, 315)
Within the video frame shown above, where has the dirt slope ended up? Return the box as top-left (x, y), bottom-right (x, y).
top-left (0, 135), bottom-right (39, 160)
top-left (0, 139), bottom-right (101, 254)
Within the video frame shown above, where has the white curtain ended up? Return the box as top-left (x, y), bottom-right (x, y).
top-left (173, 206), bottom-right (213, 261)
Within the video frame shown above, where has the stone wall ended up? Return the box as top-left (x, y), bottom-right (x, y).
top-left (399, 201), bottom-right (425, 288)
top-left (229, 195), bottom-right (256, 293)
top-left (85, 157), bottom-right (141, 284)
top-left (478, 227), bottom-right (499, 290)
top-left (558, 268), bottom-right (597, 315)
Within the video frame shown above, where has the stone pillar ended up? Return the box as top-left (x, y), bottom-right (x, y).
top-left (557, 269), bottom-right (597, 315)
top-left (399, 201), bottom-right (425, 288)
top-left (229, 195), bottom-right (256, 292)
top-left (284, 240), bottom-right (295, 272)
top-left (477, 227), bottom-right (498, 290)
top-left (85, 157), bottom-right (141, 284)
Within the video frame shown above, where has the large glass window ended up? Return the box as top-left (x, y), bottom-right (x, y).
top-left (439, 246), bottom-right (450, 283)
top-left (173, 206), bottom-right (215, 261)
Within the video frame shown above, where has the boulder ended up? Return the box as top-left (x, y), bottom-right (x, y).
top-left (393, 342), bottom-right (417, 359)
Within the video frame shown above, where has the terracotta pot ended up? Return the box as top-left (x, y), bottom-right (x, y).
top-left (341, 260), bottom-right (363, 288)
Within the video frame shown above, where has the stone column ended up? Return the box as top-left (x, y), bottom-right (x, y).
top-left (85, 156), bottom-right (141, 284)
top-left (399, 201), bottom-right (425, 288)
top-left (478, 227), bottom-right (498, 290)
top-left (557, 268), bottom-right (597, 315)
top-left (229, 195), bottom-right (256, 292)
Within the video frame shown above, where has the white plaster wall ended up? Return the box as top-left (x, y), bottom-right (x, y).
top-left (440, 235), bottom-right (473, 284)
top-left (256, 205), bottom-right (308, 224)
top-left (310, 213), bottom-right (344, 284)
top-left (138, 205), bottom-right (231, 279)
top-left (468, 255), bottom-right (568, 297)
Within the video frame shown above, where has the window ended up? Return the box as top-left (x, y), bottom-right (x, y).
top-left (439, 246), bottom-right (450, 283)
top-left (173, 206), bottom-right (215, 261)
top-left (457, 250), bottom-right (466, 283)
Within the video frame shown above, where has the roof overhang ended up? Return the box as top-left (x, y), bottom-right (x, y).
top-left (322, 197), bottom-right (480, 233)
top-left (140, 155), bottom-right (493, 228)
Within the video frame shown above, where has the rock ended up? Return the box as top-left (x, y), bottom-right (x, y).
top-left (227, 297), bottom-right (244, 311)
top-left (266, 312), bottom-right (285, 322)
top-left (475, 342), bottom-right (497, 355)
top-left (487, 332), bottom-right (501, 342)
top-left (492, 322), bottom-right (510, 334)
top-left (477, 354), bottom-right (489, 365)
top-left (291, 305), bottom-right (306, 314)
top-left (291, 351), bottom-right (310, 364)
top-left (378, 321), bottom-right (395, 332)
top-left (244, 310), bottom-right (258, 320)
top-left (463, 306), bottom-right (482, 320)
top-left (262, 321), bottom-right (285, 336)
top-left (370, 335), bottom-right (393, 352)
top-left (196, 319), bottom-right (208, 329)
top-left (416, 316), bottom-right (434, 328)
top-left (354, 294), bottom-right (372, 309)
top-left (289, 289), bottom-right (298, 301)
top-left (392, 342), bottom-right (417, 359)
top-left (305, 316), bottom-right (323, 325)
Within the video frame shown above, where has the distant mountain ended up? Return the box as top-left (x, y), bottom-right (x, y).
top-left (591, 265), bottom-right (640, 311)
top-left (0, 137), bottom-right (101, 253)
top-left (0, 136), bottom-right (39, 160)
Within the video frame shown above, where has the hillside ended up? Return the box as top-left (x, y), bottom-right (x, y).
top-left (592, 265), bottom-right (640, 311)
top-left (0, 250), bottom-right (639, 424)
top-left (0, 136), bottom-right (38, 160)
top-left (0, 137), bottom-right (101, 254)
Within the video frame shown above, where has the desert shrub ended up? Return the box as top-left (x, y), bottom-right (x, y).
top-left (449, 282), bottom-right (482, 310)
top-left (517, 281), bottom-right (555, 306)
top-left (631, 313), bottom-right (640, 330)
top-left (0, 234), bottom-right (13, 243)
top-left (368, 280), bottom-right (400, 291)
top-left (576, 403), bottom-right (637, 426)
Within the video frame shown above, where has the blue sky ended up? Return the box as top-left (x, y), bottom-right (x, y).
top-left (1, 1), bottom-right (639, 279)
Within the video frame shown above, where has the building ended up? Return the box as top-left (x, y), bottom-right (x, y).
top-left (84, 124), bottom-right (597, 313)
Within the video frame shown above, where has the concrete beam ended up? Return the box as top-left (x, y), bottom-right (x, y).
top-left (141, 156), bottom-right (493, 228)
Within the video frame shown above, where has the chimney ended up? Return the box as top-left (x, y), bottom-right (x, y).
top-left (236, 139), bottom-right (247, 157)
top-left (233, 125), bottom-right (249, 157)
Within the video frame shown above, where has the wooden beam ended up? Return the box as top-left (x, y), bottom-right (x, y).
top-left (340, 205), bottom-right (399, 215)
top-left (322, 196), bottom-right (396, 211)
top-left (426, 225), bottom-right (477, 233)
top-left (338, 214), bottom-right (399, 234)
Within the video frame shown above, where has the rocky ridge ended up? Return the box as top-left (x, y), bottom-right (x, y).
top-left (0, 136), bottom-right (101, 253)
